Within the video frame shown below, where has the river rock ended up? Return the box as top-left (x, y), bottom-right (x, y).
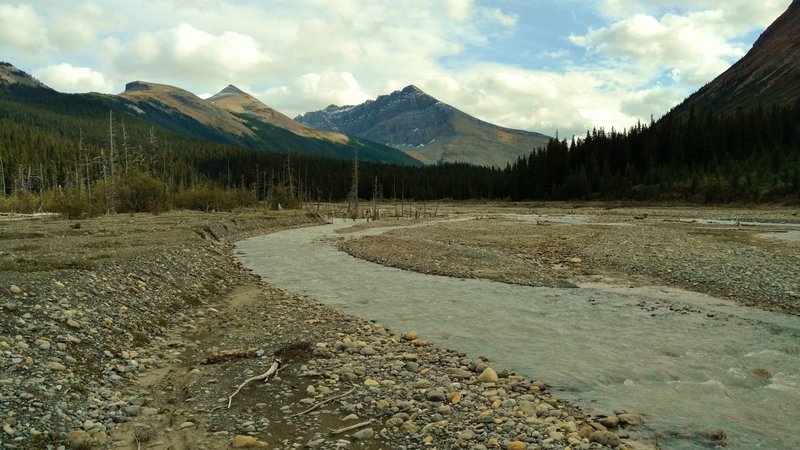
top-left (47, 361), bottom-right (67, 371)
top-left (599, 415), bottom-right (620, 428)
top-left (618, 413), bottom-right (645, 426)
top-left (517, 401), bottom-right (537, 416)
top-left (477, 367), bottom-right (498, 383)
top-left (458, 429), bottom-right (475, 440)
top-left (589, 430), bottom-right (621, 447)
top-left (232, 435), bottom-right (268, 448)
top-left (426, 389), bottom-right (446, 402)
top-left (66, 429), bottom-right (93, 449)
top-left (447, 368), bottom-right (473, 379)
top-left (401, 421), bottom-right (419, 433)
top-left (9, 284), bottom-right (22, 295)
top-left (507, 441), bottom-right (527, 450)
top-left (446, 391), bottom-right (462, 404)
top-left (403, 331), bottom-right (418, 341)
top-left (351, 427), bottom-right (374, 441)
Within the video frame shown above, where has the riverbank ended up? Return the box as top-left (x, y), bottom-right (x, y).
top-left (339, 204), bottom-right (800, 316)
top-left (0, 209), bottom-right (650, 449)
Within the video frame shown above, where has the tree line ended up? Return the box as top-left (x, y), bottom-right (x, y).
top-left (1, 81), bottom-right (798, 217)
top-left (505, 101), bottom-right (800, 203)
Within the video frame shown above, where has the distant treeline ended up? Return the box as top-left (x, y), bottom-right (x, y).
top-left (1, 83), bottom-right (798, 217)
top-left (506, 102), bottom-right (800, 203)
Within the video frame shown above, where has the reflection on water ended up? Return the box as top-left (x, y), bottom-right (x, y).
top-left (237, 220), bottom-right (800, 450)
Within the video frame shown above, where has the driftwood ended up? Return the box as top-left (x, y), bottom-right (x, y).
top-left (203, 348), bottom-right (257, 365)
top-left (227, 360), bottom-right (281, 408)
top-left (330, 420), bottom-right (373, 435)
top-left (287, 386), bottom-right (356, 419)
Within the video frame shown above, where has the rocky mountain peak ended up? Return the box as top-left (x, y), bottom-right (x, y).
top-left (0, 63), bottom-right (50, 89)
top-left (212, 84), bottom-right (248, 98)
top-left (123, 81), bottom-right (152, 93)
top-left (296, 85), bottom-right (549, 167)
top-left (401, 84), bottom-right (425, 95)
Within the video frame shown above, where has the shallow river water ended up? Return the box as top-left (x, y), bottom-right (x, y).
top-left (237, 219), bottom-right (800, 449)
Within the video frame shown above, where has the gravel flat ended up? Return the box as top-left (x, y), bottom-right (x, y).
top-left (1, 208), bottom-right (654, 450)
top-left (340, 205), bottom-right (800, 316)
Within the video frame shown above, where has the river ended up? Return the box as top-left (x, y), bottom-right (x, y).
top-left (236, 219), bottom-right (800, 449)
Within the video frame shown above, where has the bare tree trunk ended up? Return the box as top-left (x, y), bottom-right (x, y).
top-left (401, 179), bottom-right (405, 218)
top-left (84, 153), bottom-right (92, 210)
top-left (105, 110), bottom-right (117, 214)
top-left (372, 175), bottom-right (378, 220)
top-left (122, 116), bottom-right (129, 175)
top-left (0, 158), bottom-right (5, 197)
top-left (347, 147), bottom-right (358, 218)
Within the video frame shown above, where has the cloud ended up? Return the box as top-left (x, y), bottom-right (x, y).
top-left (0, 4), bottom-right (48, 52)
top-left (570, 10), bottom-right (749, 85)
top-left (263, 72), bottom-right (371, 114)
top-left (113, 23), bottom-right (271, 86)
top-left (33, 63), bottom-right (113, 93)
top-left (483, 8), bottom-right (518, 27)
top-left (6, 0), bottom-right (792, 141)
top-left (540, 49), bottom-right (570, 59)
top-left (443, 0), bottom-right (474, 21)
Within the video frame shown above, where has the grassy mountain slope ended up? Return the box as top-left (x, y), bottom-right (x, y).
top-left (671, 0), bottom-right (800, 116)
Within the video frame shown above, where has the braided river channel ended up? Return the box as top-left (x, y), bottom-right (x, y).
top-left (237, 218), bottom-right (800, 449)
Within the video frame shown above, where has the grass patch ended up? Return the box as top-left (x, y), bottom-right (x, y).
top-left (0, 231), bottom-right (47, 240)
top-left (0, 257), bottom-right (96, 272)
top-left (82, 239), bottom-right (122, 249)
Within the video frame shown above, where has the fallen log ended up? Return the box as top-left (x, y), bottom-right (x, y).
top-left (203, 348), bottom-right (257, 365)
top-left (287, 386), bottom-right (356, 419)
top-left (330, 419), bottom-right (373, 435)
top-left (227, 359), bottom-right (281, 408)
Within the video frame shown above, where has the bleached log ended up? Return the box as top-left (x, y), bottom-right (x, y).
top-left (227, 360), bottom-right (281, 408)
top-left (287, 386), bottom-right (356, 419)
top-left (329, 419), bottom-right (373, 435)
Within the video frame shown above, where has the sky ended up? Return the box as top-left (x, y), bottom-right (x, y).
top-left (0, 0), bottom-right (792, 138)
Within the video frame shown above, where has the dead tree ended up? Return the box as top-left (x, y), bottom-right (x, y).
top-left (346, 147), bottom-right (359, 218)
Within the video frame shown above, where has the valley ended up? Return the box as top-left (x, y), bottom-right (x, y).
top-left (1, 204), bottom-right (798, 449)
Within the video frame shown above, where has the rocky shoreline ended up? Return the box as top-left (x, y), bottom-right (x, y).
top-left (1, 210), bottom-right (651, 449)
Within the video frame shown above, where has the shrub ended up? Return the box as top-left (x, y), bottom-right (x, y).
top-left (265, 185), bottom-right (300, 210)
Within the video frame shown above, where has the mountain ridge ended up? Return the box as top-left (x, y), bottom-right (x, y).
top-left (671, 0), bottom-right (800, 116)
top-left (207, 85), bottom-right (349, 144)
top-left (296, 85), bottom-right (550, 167)
top-left (0, 64), bottom-right (419, 165)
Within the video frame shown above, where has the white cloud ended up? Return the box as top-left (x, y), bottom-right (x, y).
top-left (263, 72), bottom-right (371, 114)
top-left (0, 4), bottom-right (48, 52)
top-left (540, 49), bottom-right (569, 59)
top-left (443, 0), bottom-right (474, 21)
top-left (33, 63), bottom-right (113, 93)
top-left (483, 8), bottom-right (518, 27)
top-left (4, 0), bottom-right (792, 140)
top-left (114, 23), bottom-right (271, 86)
top-left (570, 8), bottom-right (758, 85)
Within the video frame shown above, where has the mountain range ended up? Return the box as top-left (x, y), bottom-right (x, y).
top-left (0, 64), bottom-right (551, 168)
top-left (3, 0), bottom-right (799, 174)
top-left (0, 63), bottom-right (420, 166)
top-left (297, 85), bottom-right (551, 167)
